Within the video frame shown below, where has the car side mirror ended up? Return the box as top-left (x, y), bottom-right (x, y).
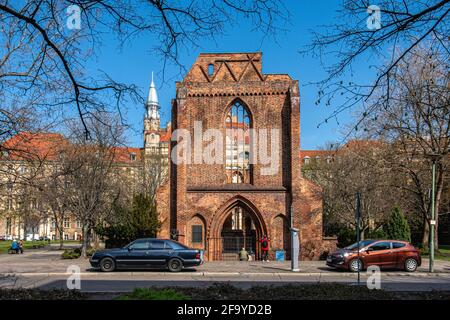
top-left (366, 247), bottom-right (373, 253)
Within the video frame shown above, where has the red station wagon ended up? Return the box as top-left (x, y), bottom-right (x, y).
top-left (326, 240), bottom-right (421, 272)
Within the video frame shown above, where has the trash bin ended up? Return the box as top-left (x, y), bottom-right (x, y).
top-left (275, 250), bottom-right (285, 262)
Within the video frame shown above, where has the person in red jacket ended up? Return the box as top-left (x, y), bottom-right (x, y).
top-left (260, 235), bottom-right (270, 261)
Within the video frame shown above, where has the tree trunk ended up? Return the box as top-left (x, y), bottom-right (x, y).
top-left (81, 224), bottom-right (89, 258)
top-left (58, 225), bottom-right (64, 250)
top-left (360, 228), bottom-right (366, 241)
top-left (93, 232), bottom-right (100, 249)
top-left (422, 217), bottom-right (430, 249)
top-left (18, 218), bottom-right (21, 240)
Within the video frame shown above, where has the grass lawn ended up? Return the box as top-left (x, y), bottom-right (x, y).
top-left (435, 247), bottom-right (450, 261)
top-left (422, 246), bottom-right (450, 261)
top-left (50, 240), bottom-right (81, 244)
top-left (0, 240), bottom-right (48, 254)
top-left (0, 240), bottom-right (83, 254)
top-left (117, 288), bottom-right (190, 300)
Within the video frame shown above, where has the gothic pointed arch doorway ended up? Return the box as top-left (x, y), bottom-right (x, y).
top-left (208, 197), bottom-right (267, 261)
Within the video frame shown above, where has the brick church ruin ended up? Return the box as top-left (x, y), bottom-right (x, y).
top-left (0, 52), bottom-right (334, 260)
top-left (156, 52), bottom-right (334, 261)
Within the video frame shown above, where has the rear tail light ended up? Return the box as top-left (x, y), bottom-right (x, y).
top-left (196, 253), bottom-right (201, 259)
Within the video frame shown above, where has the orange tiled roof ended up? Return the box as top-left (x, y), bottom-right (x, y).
top-left (344, 139), bottom-right (383, 149)
top-left (111, 147), bottom-right (143, 164)
top-left (300, 150), bottom-right (334, 159)
top-left (300, 140), bottom-right (383, 159)
top-left (144, 128), bottom-right (171, 143)
top-left (160, 131), bottom-right (171, 143)
top-left (1, 132), bottom-right (143, 165)
top-left (1, 132), bottom-right (68, 161)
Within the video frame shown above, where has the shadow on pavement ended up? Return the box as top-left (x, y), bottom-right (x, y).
top-left (85, 267), bottom-right (198, 273)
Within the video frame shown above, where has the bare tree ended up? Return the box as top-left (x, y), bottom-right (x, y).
top-left (307, 141), bottom-right (400, 239)
top-left (0, 0), bottom-right (287, 139)
top-left (362, 48), bottom-right (450, 249)
top-left (38, 158), bottom-right (73, 249)
top-left (9, 174), bottom-right (45, 241)
top-left (304, 0), bottom-right (449, 136)
top-left (142, 152), bottom-right (168, 203)
top-left (63, 116), bottom-right (124, 257)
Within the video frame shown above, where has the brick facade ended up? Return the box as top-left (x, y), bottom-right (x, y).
top-left (156, 52), bottom-right (332, 260)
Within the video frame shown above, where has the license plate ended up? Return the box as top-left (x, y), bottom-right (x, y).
top-left (326, 257), bottom-right (332, 262)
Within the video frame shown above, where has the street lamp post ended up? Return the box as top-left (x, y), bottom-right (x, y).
top-left (355, 192), bottom-right (361, 285)
top-left (425, 153), bottom-right (442, 273)
top-left (429, 159), bottom-right (436, 273)
top-left (290, 204), bottom-right (299, 272)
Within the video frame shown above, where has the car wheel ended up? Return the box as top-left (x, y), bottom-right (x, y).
top-left (168, 258), bottom-right (183, 272)
top-left (100, 257), bottom-right (115, 272)
top-left (404, 258), bottom-right (418, 272)
top-left (349, 258), bottom-right (363, 272)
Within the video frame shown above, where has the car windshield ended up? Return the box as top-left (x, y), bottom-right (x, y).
top-left (345, 240), bottom-right (376, 250)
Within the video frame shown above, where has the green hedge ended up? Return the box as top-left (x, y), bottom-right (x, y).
top-left (61, 248), bottom-right (95, 259)
top-left (61, 249), bottom-right (81, 259)
top-left (117, 288), bottom-right (190, 300)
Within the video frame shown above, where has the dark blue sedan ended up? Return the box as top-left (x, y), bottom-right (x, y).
top-left (89, 238), bottom-right (204, 272)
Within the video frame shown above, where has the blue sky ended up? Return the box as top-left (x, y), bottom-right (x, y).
top-left (85, 1), bottom-right (374, 149)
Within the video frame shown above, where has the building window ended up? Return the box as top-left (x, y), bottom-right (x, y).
top-left (6, 217), bottom-right (12, 235)
top-left (7, 197), bottom-right (12, 210)
top-left (232, 171), bottom-right (244, 183)
top-left (63, 218), bottom-right (70, 228)
top-left (130, 153), bottom-right (136, 161)
top-left (315, 156), bottom-right (321, 163)
top-left (231, 206), bottom-right (243, 230)
top-left (326, 156), bottom-right (332, 164)
top-left (64, 234), bottom-right (69, 240)
top-left (76, 220), bottom-right (82, 228)
top-left (225, 100), bottom-right (252, 183)
top-left (208, 63), bottom-right (214, 76)
top-left (192, 225), bottom-right (203, 243)
top-left (303, 156), bottom-right (310, 164)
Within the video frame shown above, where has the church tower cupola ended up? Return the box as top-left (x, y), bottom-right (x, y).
top-left (145, 72), bottom-right (160, 131)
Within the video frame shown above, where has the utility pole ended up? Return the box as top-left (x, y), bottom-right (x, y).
top-left (355, 192), bottom-right (361, 285)
top-left (429, 159), bottom-right (436, 273)
top-left (290, 204), bottom-right (299, 272)
top-left (426, 153), bottom-right (442, 273)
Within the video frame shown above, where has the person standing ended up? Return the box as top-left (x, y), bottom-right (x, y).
top-left (260, 235), bottom-right (270, 261)
top-left (19, 239), bottom-right (24, 254)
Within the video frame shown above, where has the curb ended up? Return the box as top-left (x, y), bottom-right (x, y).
top-left (2, 272), bottom-right (450, 277)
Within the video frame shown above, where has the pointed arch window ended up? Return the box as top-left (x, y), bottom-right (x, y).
top-left (225, 101), bottom-right (252, 183)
